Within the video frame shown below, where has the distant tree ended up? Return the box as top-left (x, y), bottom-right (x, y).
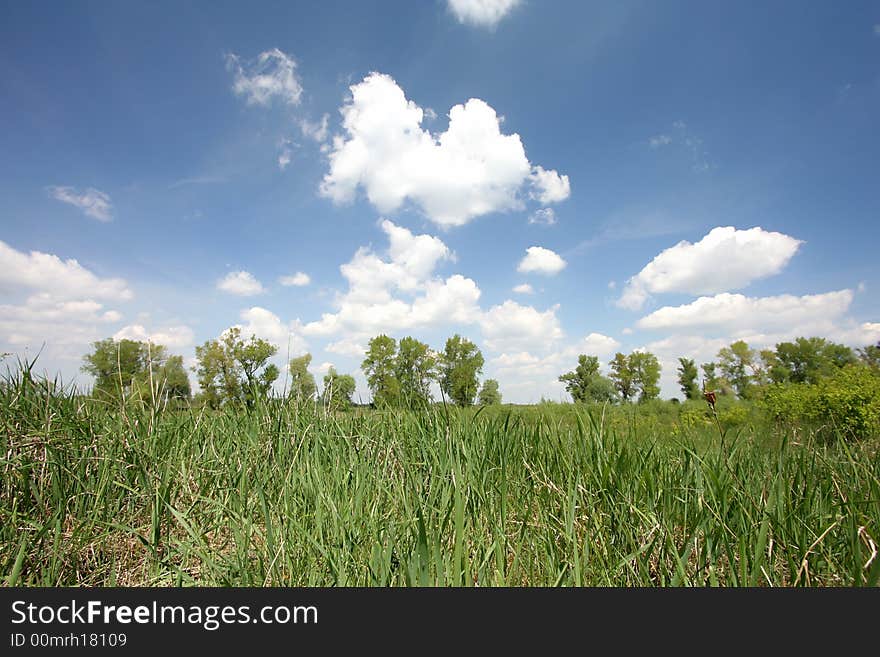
top-left (288, 353), bottom-right (317, 403)
top-left (82, 338), bottom-right (149, 399)
top-left (195, 327), bottom-right (278, 408)
top-left (559, 354), bottom-right (617, 403)
top-left (717, 340), bottom-right (757, 399)
top-left (609, 352), bottom-right (636, 402)
top-left (151, 355), bottom-right (191, 401)
top-left (701, 362), bottom-right (732, 396)
top-left (439, 334), bottom-right (484, 406)
top-left (322, 367), bottom-right (356, 410)
top-left (82, 338), bottom-right (189, 402)
top-left (630, 351), bottom-right (661, 402)
top-left (773, 337), bottom-right (856, 384)
top-left (859, 342), bottom-right (880, 369)
top-left (361, 335), bottom-right (400, 407)
top-left (677, 358), bottom-right (700, 400)
top-left (395, 336), bottom-right (436, 407)
top-left (477, 379), bottom-right (502, 406)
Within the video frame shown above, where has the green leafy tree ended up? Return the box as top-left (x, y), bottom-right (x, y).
top-left (395, 336), bottom-right (436, 407)
top-left (361, 335), bottom-right (400, 407)
top-left (609, 352), bottom-right (636, 402)
top-left (559, 355), bottom-right (617, 403)
top-left (477, 379), bottom-right (502, 405)
top-left (859, 342), bottom-right (880, 369)
top-left (149, 354), bottom-right (191, 402)
top-left (773, 337), bottom-right (856, 384)
top-left (195, 327), bottom-right (278, 407)
top-left (717, 340), bottom-right (757, 399)
top-left (83, 338), bottom-right (189, 402)
top-left (322, 367), bottom-right (356, 410)
top-left (630, 351), bottom-right (661, 402)
top-left (677, 358), bottom-right (700, 400)
top-left (288, 353), bottom-right (317, 402)
top-left (701, 361), bottom-right (734, 396)
top-left (82, 338), bottom-right (149, 399)
top-left (439, 334), bottom-right (484, 406)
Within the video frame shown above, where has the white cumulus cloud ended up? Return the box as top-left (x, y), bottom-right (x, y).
top-left (113, 324), bottom-right (195, 348)
top-left (448, 0), bottom-right (520, 28)
top-left (636, 289), bottom-right (854, 332)
top-left (320, 72), bottom-right (569, 227)
top-left (517, 246), bottom-right (567, 275)
top-left (47, 186), bottom-right (113, 222)
top-left (480, 300), bottom-right (564, 352)
top-left (617, 226), bottom-right (803, 310)
top-left (512, 283), bottom-right (534, 295)
top-left (217, 271), bottom-right (266, 296)
top-left (301, 220), bottom-right (481, 339)
top-left (226, 48), bottom-right (302, 106)
top-left (0, 240), bottom-right (132, 301)
top-left (279, 272), bottom-right (311, 287)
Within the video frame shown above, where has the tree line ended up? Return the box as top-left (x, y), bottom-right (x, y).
top-left (80, 329), bottom-right (879, 408)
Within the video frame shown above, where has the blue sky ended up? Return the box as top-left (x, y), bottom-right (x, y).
top-left (1, 0), bottom-right (878, 402)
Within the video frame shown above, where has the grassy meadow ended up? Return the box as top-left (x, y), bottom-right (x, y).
top-left (2, 364), bottom-right (879, 587)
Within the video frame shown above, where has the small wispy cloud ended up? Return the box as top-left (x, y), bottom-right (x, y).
top-left (300, 114), bottom-right (329, 143)
top-left (279, 272), bottom-right (310, 287)
top-left (47, 186), bottom-right (113, 222)
top-left (512, 283), bottom-right (534, 295)
top-left (226, 48), bottom-right (302, 107)
top-left (168, 175), bottom-right (225, 190)
top-left (278, 138), bottom-right (293, 171)
top-left (647, 120), bottom-right (712, 172)
top-left (528, 207), bottom-right (557, 226)
top-left (448, 0), bottom-right (520, 29)
top-left (217, 271), bottom-right (266, 296)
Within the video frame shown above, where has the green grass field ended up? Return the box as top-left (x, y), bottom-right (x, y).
top-left (2, 368), bottom-right (878, 587)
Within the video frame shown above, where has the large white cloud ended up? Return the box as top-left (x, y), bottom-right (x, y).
top-left (617, 226), bottom-right (803, 310)
top-left (636, 289), bottom-right (853, 332)
top-left (226, 48), bottom-right (302, 106)
top-left (301, 220), bottom-right (481, 340)
top-left (487, 331), bottom-right (621, 403)
top-left (320, 72), bottom-right (569, 227)
top-left (47, 186), bottom-right (113, 222)
top-left (448, 0), bottom-right (520, 28)
top-left (0, 240), bottom-right (132, 301)
top-left (216, 271), bottom-right (266, 296)
top-left (517, 246), bottom-right (567, 275)
top-left (480, 300), bottom-right (563, 352)
top-left (113, 324), bottom-right (195, 349)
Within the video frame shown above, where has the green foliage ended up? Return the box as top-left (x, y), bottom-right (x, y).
top-left (630, 351), bottom-right (661, 402)
top-left (395, 337), bottom-right (436, 408)
top-left (559, 354), bottom-right (617, 403)
top-left (439, 334), bottom-right (484, 406)
top-left (81, 338), bottom-right (190, 403)
top-left (3, 357), bottom-right (880, 587)
top-left (762, 364), bottom-right (880, 441)
top-left (609, 352), bottom-right (635, 402)
top-left (677, 357), bottom-right (700, 400)
top-left (717, 340), bottom-right (757, 399)
top-left (288, 353), bottom-right (317, 403)
top-left (701, 361), bottom-right (733, 396)
top-left (361, 335), bottom-right (400, 407)
top-left (771, 337), bottom-right (855, 385)
top-left (477, 378), bottom-right (501, 406)
top-left (858, 342), bottom-right (880, 369)
top-left (194, 327), bottom-right (278, 408)
top-left (322, 367), bottom-right (356, 410)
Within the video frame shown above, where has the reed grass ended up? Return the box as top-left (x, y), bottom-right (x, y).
top-left (2, 361), bottom-right (878, 586)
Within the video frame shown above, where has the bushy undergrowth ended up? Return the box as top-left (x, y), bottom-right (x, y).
top-left (1, 363), bottom-right (878, 587)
